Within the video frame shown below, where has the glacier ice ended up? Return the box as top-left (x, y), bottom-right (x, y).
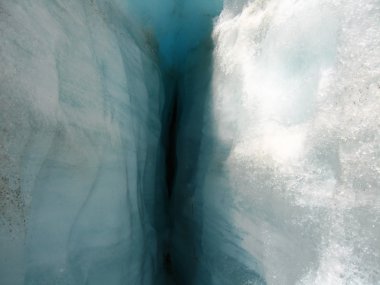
top-left (0, 1), bottom-right (168, 284)
top-left (170, 1), bottom-right (380, 284)
top-left (1, 0), bottom-right (380, 285)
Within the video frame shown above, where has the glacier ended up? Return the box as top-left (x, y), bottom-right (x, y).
top-left (0, 0), bottom-right (379, 285)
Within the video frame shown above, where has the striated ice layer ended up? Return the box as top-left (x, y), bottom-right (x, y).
top-left (172, 0), bottom-right (380, 284)
top-left (1, 0), bottom-right (380, 284)
top-left (0, 1), bottom-right (167, 284)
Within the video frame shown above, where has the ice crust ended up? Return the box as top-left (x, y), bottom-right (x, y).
top-left (172, 0), bottom-right (380, 284)
top-left (0, 0), bottom-right (380, 285)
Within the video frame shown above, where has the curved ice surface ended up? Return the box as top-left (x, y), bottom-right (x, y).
top-left (0, 1), bottom-right (167, 284)
top-left (1, 0), bottom-right (380, 284)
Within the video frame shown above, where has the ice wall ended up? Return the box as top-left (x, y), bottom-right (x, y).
top-left (1, 0), bottom-right (380, 284)
top-left (171, 0), bottom-right (380, 284)
top-left (123, 0), bottom-right (223, 69)
top-left (0, 1), bottom-right (168, 284)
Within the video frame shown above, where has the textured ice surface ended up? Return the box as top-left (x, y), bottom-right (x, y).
top-left (1, 0), bottom-right (380, 284)
top-left (171, 0), bottom-right (380, 284)
top-left (0, 1), bottom-right (168, 284)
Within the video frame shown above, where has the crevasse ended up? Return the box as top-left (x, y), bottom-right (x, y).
top-left (0, 0), bottom-right (379, 285)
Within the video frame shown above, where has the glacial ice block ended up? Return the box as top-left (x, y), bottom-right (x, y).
top-left (0, 1), bottom-right (167, 284)
top-left (170, 0), bottom-right (380, 284)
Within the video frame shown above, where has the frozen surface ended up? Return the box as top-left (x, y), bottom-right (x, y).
top-left (1, 0), bottom-right (380, 284)
top-left (124, 0), bottom-right (223, 68)
top-left (171, 0), bottom-right (380, 284)
top-left (0, 1), bottom-right (168, 284)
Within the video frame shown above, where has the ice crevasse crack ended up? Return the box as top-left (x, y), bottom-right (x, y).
top-left (0, 0), bottom-right (379, 285)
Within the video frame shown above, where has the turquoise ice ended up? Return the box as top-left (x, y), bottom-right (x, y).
top-left (0, 0), bottom-right (379, 284)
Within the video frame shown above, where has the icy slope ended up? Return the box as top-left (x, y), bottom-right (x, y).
top-left (0, 1), bottom-right (168, 284)
top-left (171, 0), bottom-right (380, 284)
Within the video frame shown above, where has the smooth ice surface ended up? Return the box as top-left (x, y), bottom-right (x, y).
top-left (123, 0), bottom-right (223, 69)
top-left (171, 0), bottom-right (380, 284)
